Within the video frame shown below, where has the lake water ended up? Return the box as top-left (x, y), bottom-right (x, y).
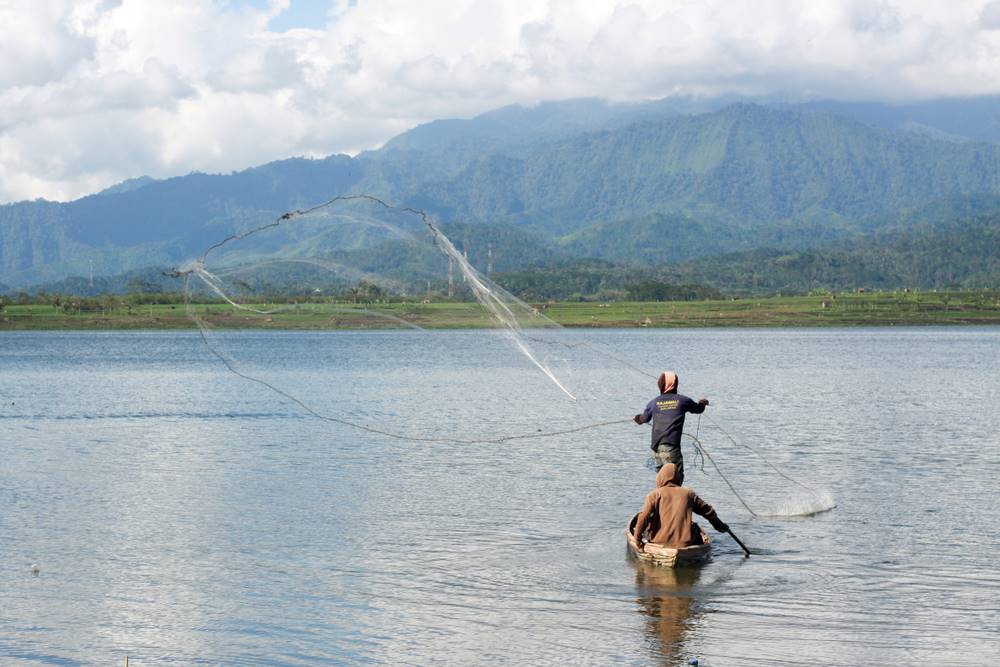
top-left (1, 328), bottom-right (998, 666)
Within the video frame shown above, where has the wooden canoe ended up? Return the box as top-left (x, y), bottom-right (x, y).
top-left (627, 513), bottom-right (711, 567)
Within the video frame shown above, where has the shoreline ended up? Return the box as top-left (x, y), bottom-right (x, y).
top-left (3, 293), bottom-right (1000, 330)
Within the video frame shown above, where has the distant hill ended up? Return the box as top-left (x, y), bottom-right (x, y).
top-left (0, 155), bottom-right (365, 287)
top-left (557, 208), bottom-right (855, 264)
top-left (488, 259), bottom-right (722, 302)
top-left (27, 211), bottom-right (1000, 300)
top-left (479, 212), bottom-right (1000, 298)
top-left (353, 98), bottom-right (690, 204)
top-left (96, 176), bottom-right (159, 196)
top-left (22, 221), bottom-right (563, 297)
top-left (796, 97), bottom-right (1000, 145)
top-left (414, 103), bottom-right (1000, 235)
top-left (4, 98), bottom-right (1000, 291)
top-left (559, 193), bottom-right (1000, 265)
top-left (662, 214), bottom-right (1000, 293)
top-left (382, 97), bottom-right (681, 153)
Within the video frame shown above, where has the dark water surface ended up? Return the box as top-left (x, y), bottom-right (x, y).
top-left (2, 328), bottom-right (998, 666)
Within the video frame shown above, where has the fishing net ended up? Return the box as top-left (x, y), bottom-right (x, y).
top-left (170, 193), bottom-right (834, 516)
top-left (171, 195), bottom-right (603, 444)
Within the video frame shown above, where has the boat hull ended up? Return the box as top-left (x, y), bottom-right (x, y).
top-left (627, 513), bottom-right (711, 567)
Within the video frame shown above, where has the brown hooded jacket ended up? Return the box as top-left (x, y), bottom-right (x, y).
top-left (633, 463), bottom-right (727, 549)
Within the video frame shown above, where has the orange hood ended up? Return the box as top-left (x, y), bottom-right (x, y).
top-left (657, 371), bottom-right (678, 394)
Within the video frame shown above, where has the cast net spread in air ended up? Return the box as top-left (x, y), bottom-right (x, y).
top-left (170, 194), bottom-right (834, 517)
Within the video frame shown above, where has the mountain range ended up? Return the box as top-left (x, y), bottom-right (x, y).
top-left (3, 96), bottom-right (1000, 296)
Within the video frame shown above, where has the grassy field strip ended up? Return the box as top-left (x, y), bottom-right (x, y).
top-left (2, 292), bottom-right (999, 330)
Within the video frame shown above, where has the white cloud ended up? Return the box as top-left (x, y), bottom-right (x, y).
top-left (3, 0), bottom-right (1000, 202)
top-left (981, 0), bottom-right (1000, 29)
top-left (0, 0), bottom-right (96, 88)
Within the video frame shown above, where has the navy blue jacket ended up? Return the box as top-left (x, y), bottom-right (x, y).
top-left (639, 392), bottom-right (705, 451)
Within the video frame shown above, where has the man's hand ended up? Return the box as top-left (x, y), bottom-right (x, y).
top-left (635, 539), bottom-right (645, 551)
top-left (698, 397), bottom-right (710, 406)
top-left (633, 414), bottom-right (645, 424)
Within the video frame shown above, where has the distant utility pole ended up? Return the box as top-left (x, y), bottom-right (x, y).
top-left (487, 245), bottom-right (493, 275)
top-left (447, 256), bottom-right (455, 298)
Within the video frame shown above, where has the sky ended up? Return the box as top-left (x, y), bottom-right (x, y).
top-left (3, 0), bottom-right (1000, 203)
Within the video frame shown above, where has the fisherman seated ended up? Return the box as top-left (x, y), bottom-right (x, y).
top-left (633, 462), bottom-right (729, 551)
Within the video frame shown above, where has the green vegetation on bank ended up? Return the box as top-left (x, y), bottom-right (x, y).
top-left (2, 290), bottom-right (999, 330)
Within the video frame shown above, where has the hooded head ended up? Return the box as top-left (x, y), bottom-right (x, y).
top-left (657, 371), bottom-right (678, 394)
top-left (656, 462), bottom-right (681, 487)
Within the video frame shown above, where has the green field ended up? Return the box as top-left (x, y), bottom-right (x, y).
top-left (2, 291), bottom-right (999, 330)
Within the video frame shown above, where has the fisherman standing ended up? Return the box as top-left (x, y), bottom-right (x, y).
top-left (633, 371), bottom-right (708, 484)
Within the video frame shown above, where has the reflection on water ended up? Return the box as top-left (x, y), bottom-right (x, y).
top-left (632, 557), bottom-right (703, 666)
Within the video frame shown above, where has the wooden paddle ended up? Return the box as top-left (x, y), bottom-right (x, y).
top-left (727, 528), bottom-right (752, 557)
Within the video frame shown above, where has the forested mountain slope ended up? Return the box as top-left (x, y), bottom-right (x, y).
top-left (4, 101), bottom-right (1000, 290)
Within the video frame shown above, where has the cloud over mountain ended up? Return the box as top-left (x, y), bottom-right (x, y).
top-left (4, 0), bottom-right (1000, 203)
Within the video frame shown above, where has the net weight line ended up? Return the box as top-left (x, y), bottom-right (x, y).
top-left (170, 192), bottom-right (613, 443)
top-left (187, 286), bottom-right (627, 446)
